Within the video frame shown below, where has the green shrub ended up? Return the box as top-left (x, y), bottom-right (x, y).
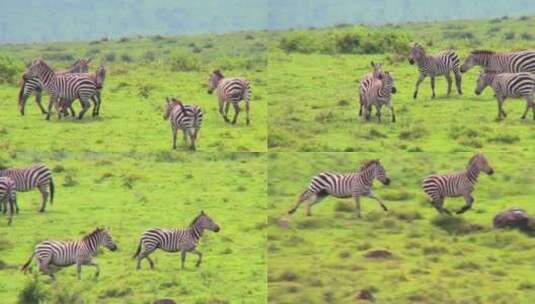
top-left (104, 52), bottom-right (116, 62)
top-left (279, 33), bottom-right (317, 53)
top-left (120, 54), bottom-right (133, 63)
top-left (18, 278), bottom-right (48, 304)
top-left (169, 53), bottom-right (200, 72)
top-left (43, 52), bottom-right (75, 61)
top-left (142, 51), bottom-right (156, 62)
top-left (0, 53), bottom-right (23, 84)
top-left (504, 32), bottom-right (516, 40)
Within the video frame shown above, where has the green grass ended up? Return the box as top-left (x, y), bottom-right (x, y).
top-left (267, 152), bottom-right (535, 304)
top-left (0, 151), bottom-right (266, 303)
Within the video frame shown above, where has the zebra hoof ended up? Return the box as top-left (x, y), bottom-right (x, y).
top-left (38, 209), bottom-right (45, 213)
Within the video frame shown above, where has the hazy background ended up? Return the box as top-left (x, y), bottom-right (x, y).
top-left (1, 0), bottom-right (535, 43)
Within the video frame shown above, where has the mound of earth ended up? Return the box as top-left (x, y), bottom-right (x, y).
top-left (493, 208), bottom-right (533, 231)
top-left (364, 249), bottom-right (392, 259)
top-left (356, 289), bottom-right (374, 301)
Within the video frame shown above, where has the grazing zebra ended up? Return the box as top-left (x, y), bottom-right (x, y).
top-left (422, 153), bottom-right (494, 215)
top-left (408, 42), bottom-right (463, 99)
top-left (0, 177), bottom-right (16, 225)
top-left (475, 71), bottom-right (535, 120)
top-left (362, 71), bottom-right (397, 122)
top-left (359, 61), bottom-right (384, 117)
top-left (207, 70), bottom-right (252, 125)
top-left (133, 211), bottom-right (220, 270)
top-left (163, 97), bottom-right (203, 150)
top-left (461, 50), bottom-right (535, 74)
top-left (21, 227), bottom-right (117, 280)
top-left (288, 160), bottom-right (391, 217)
top-left (18, 58), bottom-right (91, 116)
top-left (23, 59), bottom-right (100, 120)
top-left (0, 164), bottom-right (54, 212)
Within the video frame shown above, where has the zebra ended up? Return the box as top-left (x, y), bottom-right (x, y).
top-left (362, 71), bottom-right (397, 122)
top-left (0, 164), bottom-right (54, 212)
top-left (18, 58), bottom-right (91, 116)
top-left (359, 61), bottom-right (385, 117)
top-left (133, 211), bottom-right (220, 270)
top-left (422, 153), bottom-right (494, 215)
top-left (207, 70), bottom-right (252, 125)
top-left (408, 42), bottom-right (463, 99)
top-left (475, 70), bottom-right (535, 120)
top-left (288, 160), bottom-right (391, 217)
top-left (23, 59), bottom-right (100, 120)
top-left (461, 50), bottom-right (535, 74)
top-left (21, 227), bottom-right (117, 280)
top-left (163, 97), bottom-right (203, 150)
top-left (0, 177), bottom-right (16, 225)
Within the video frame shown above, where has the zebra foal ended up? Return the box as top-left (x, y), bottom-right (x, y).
top-left (362, 71), bottom-right (397, 122)
top-left (422, 154), bottom-right (494, 215)
top-left (288, 160), bottom-right (391, 217)
top-left (207, 70), bottom-right (252, 125)
top-left (475, 70), bottom-right (535, 120)
top-left (461, 50), bottom-right (535, 74)
top-left (359, 61), bottom-right (384, 117)
top-left (0, 164), bottom-right (54, 212)
top-left (21, 227), bottom-right (117, 280)
top-left (0, 177), bottom-right (16, 225)
top-left (133, 211), bottom-right (220, 270)
top-left (163, 97), bottom-right (203, 150)
top-left (408, 42), bottom-right (462, 99)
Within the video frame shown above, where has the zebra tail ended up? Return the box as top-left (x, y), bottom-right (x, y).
top-left (132, 239), bottom-right (142, 259)
top-left (49, 178), bottom-right (55, 205)
top-left (21, 252), bottom-right (35, 273)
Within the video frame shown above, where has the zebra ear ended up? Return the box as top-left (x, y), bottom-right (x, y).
top-left (86, 58), bottom-right (92, 64)
top-left (166, 97), bottom-right (171, 104)
top-left (201, 210), bottom-right (205, 215)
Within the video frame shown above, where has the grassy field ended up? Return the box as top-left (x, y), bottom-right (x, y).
top-left (0, 32), bottom-right (267, 152)
top-left (268, 16), bottom-right (535, 152)
top-left (0, 151), bottom-right (266, 303)
top-left (267, 152), bottom-right (535, 304)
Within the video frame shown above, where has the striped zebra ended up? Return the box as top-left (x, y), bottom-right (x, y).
top-left (0, 177), bottom-right (16, 225)
top-left (359, 61), bottom-right (384, 117)
top-left (475, 71), bottom-right (535, 120)
top-left (207, 70), bottom-right (252, 125)
top-left (163, 97), bottom-right (203, 150)
top-left (362, 71), bottom-right (397, 122)
top-left (408, 42), bottom-right (463, 99)
top-left (21, 227), bottom-right (117, 280)
top-left (461, 50), bottom-right (535, 74)
top-left (422, 154), bottom-right (494, 215)
top-left (23, 59), bottom-right (100, 120)
top-left (133, 211), bottom-right (220, 270)
top-left (18, 58), bottom-right (91, 116)
top-left (0, 164), bottom-right (54, 212)
top-left (288, 160), bottom-right (391, 217)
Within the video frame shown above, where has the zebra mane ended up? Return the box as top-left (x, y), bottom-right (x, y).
top-left (471, 50), bottom-right (495, 55)
top-left (83, 227), bottom-right (103, 241)
top-left (359, 160), bottom-right (380, 171)
top-left (189, 213), bottom-right (204, 227)
top-left (467, 154), bottom-right (483, 166)
top-left (213, 69), bottom-right (224, 78)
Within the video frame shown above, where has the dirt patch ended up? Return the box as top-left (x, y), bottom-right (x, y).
top-left (364, 249), bottom-right (393, 259)
top-left (356, 289), bottom-right (374, 301)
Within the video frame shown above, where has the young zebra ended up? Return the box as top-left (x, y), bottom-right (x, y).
top-left (0, 177), bottom-right (16, 225)
top-left (133, 211), bottom-right (220, 270)
top-left (23, 59), bottom-right (100, 120)
top-left (362, 71), bottom-right (397, 122)
top-left (461, 50), bottom-right (535, 74)
top-left (207, 70), bottom-right (252, 125)
top-left (21, 227), bottom-right (117, 280)
top-left (359, 62), bottom-right (385, 116)
top-left (422, 154), bottom-right (494, 215)
top-left (288, 160), bottom-right (391, 217)
top-left (408, 42), bottom-right (463, 99)
top-left (0, 164), bottom-right (54, 212)
top-left (163, 97), bottom-right (203, 150)
top-left (18, 58), bottom-right (91, 116)
top-left (475, 71), bottom-right (535, 120)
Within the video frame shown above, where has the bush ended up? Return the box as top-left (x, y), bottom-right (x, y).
top-left (104, 52), bottom-right (116, 62)
top-left (279, 33), bottom-right (317, 53)
top-left (118, 37), bottom-right (130, 43)
top-left (142, 51), bottom-right (156, 62)
top-left (0, 54), bottom-right (23, 85)
top-left (504, 32), bottom-right (516, 40)
top-left (120, 54), bottom-right (133, 63)
top-left (521, 32), bottom-right (533, 41)
top-left (43, 52), bottom-right (75, 61)
top-left (18, 278), bottom-right (48, 303)
top-left (169, 53), bottom-right (200, 72)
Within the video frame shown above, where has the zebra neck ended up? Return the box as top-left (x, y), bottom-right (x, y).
top-left (83, 233), bottom-right (100, 254)
top-left (39, 69), bottom-right (56, 89)
top-left (379, 84), bottom-right (391, 97)
top-left (465, 166), bottom-right (480, 184)
top-left (190, 225), bottom-right (204, 242)
top-left (416, 56), bottom-right (429, 69)
top-left (359, 169), bottom-right (375, 186)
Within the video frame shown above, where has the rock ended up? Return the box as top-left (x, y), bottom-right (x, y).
top-left (364, 249), bottom-right (392, 259)
top-left (493, 208), bottom-right (533, 231)
top-left (356, 289), bottom-right (374, 301)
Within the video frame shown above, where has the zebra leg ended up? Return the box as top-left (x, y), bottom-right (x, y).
top-left (219, 100), bottom-right (230, 123)
top-left (231, 103), bottom-right (240, 124)
top-left (445, 73), bottom-right (452, 96)
top-left (38, 262), bottom-right (56, 280)
top-left (84, 261), bottom-right (100, 278)
top-left (522, 96), bottom-right (533, 120)
top-left (136, 247), bottom-right (156, 270)
top-left (455, 72), bottom-right (463, 95)
top-left (430, 76), bottom-right (436, 99)
top-left (365, 191), bottom-right (388, 212)
top-left (288, 191), bottom-right (309, 214)
top-left (245, 99), bottom-right (250, 125)
top-left (35, 90), bottom-right (47, 114)
top-left (413, 74), bottom-right (425, 99)
top-left (497, 96), bottom-right (507, 120)
top-left (192, 249), bottom-right (203, 267)
top-left (306, 194), bottom-right (327, 216)
top-left (76, 261), bottom-right (83, 280)
top-left (432, 198), bottom-right (451, 215)
top-left (388, 103), bottom-right (396, 123)
top-left (77, 98), bottom-right (91, 120)
top-left (375, 104), bottom-right (381, 122)
top-left (93, 91), bottom-right (102, 116)
top-left (182, 129), bottom-right (188, 148)
top-left (181, 251), bottom-right (187, 269)
top-left (37, 184), bottom-right (49, 212)
top-left (69, 105), bottom-right (76, 117)
top-left (355, 197), bottom-right (361, 218)
top-left (45, 96), bottom-right (55, 120)
top-left (457, 194), bottom-right (474, 214)
top-left (172, 127), bottom-right (177, 150)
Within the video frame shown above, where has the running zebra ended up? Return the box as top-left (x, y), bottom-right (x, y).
top-left (18, 58), bottom-right (91, 116)
top-left (359, 61), bottom-right (384, 117)
top-left (288, 160), bottom-right (391, 217)
top-left (475, 70), bottom-right (535, 120)
top-left (163, 97), bottom-right (203, 150)
top-left (21, 227), bottom-right (117, 280)
top-left (362, 71), bottom-right (397, 122)
top-left (422, 154), bottom-right (494, 215)
top-left (461, 50), bottom-right (535, 74)
top-left (408, 42), bottom-right (463, 99)
top-left (0, 177), bottom-right (16, 225)
top-left (207, 70), bottom-right (252, 125)
top-left (23, 59), bottom-right (100, 120)
top-left (133, 211), bottom-right (220, 270)
top-left (0, 164), bottom-right (54, 212)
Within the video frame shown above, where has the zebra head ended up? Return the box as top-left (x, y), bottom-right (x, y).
top-left (461, 50), bottom-right (493, 73)
top-left (207, 70), bottom-right (224, 94)
top-left (69, 58), bottom-right (91, 73)
top-left (163, 97), bottom-right (185, 119)
top-left (192, 211), bottom-right (220, 233)
top-left (98, 227), bottom-right (118, 251)
top-left (378, 71), bottom-right (396, 94)
top-left (23, 59), bottom-right (51, 81)
top-left (370, 61), bottom-right (382, 78)
top-left (408, 43), bottom-right (425, 65)
top-left (362, 160), bottom-right (390, 185)
top-left (475, 70), bottom-right (496, 95)
top-left (468, 154), bottom-right (494, 175)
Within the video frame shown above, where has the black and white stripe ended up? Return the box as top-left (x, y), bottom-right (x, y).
top-left (133, 211), bottom-right (220, 270)
top-left (207, 70), bottom-right (252, 125)
top-left (288, 160), bottom-right (391, 217)
top-left (461, 50), bottom-right (535, 74)
top-left (408, 42), bottom-right (462, 99)
top-left (21, 227), bottom-right (117, 280)
top-left (359, 61), bottom-right (384, 117)
top-left (475, 71), bottom-right (535, 120)
top-left (0, 164), bottom-right (54, 212)
top-left (163, 97), bottom-right (203, 150)
top-left (422, 154), bottom-right (494, 215)
top-left (0, 177), bottom-right (16, 225)
top-left (362, 71), bottom-right (397, 122)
